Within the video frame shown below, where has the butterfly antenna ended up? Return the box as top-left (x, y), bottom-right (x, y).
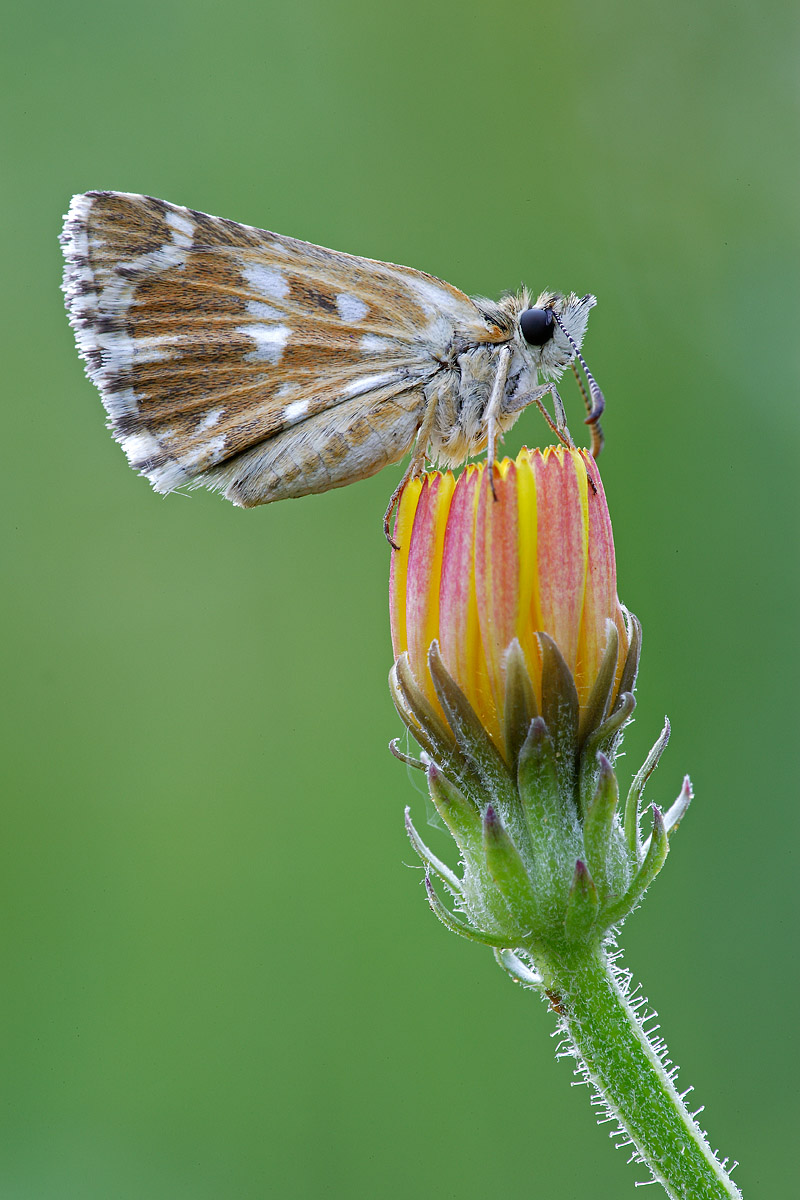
top-left (552, 310), bottom-right (605, 436)
top-left (571, 362), bottom-right (604, 458)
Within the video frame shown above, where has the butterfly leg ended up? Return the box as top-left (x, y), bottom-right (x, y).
top-left (383, 387), bottom-right (442, 549)
top-left (501, 384), bottom-right (575, 450)
top-left (571, 362), bottom-right (605, 457)
top-left (485, 346), bottom-right (513, 499)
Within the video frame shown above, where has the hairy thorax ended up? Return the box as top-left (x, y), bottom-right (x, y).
top-left (424, 341), bottom-right (532, 468)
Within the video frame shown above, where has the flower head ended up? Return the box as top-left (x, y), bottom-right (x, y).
top-left (388, 446), bottom-right (685, 954)
top-left (390, 446), bottom-right (630, 758)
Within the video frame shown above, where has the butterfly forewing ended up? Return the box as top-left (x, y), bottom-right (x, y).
top-left (61, 192), bottom-right (503, 504)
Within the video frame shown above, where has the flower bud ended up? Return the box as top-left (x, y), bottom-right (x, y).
top-left (390, 447), bottom-right (631, 758)
top-left (389, 449), bottom-right (689, 955)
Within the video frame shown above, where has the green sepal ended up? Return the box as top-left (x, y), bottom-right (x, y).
top-left (428, 641), bottom-right (519, 815)
top-left (482, 805), bottom-right (537, 927)
top-left (575, 610), bottom-right (640, 806)
top-left (493, 947), bottom-right (543, 989)
top-left (516, 716), bottom-right (582, 926)
top-left (388, 738), bottom-right (427, 772)
top-left (662, 774), bottom-right (693, 836)
top-left (391, 654), bottom-right (483, 801)
top-left (601, 805), bottom-right (669, 928)
top-left (391, 655), bottom-right (457, 764)
top-left (502, 638), bottom-right (538, 770)
top-left (564, 859), bottom-right (599, 941)
top-left (579, 691), bottom-right (636, 813)
top-left (518, 715), bottom-right (578, 858)
top-left (427, 763), bottom-right (483, 859)
top-left (624, 718), bottom-right (671, 860)
top-left (404, 807), bottom-right (462, 895)
top-left (583, 753), bottom-right (623, 902)
top-left (616, 609), bottom-right (642, 702)
top-left (643, 774), bottom-right (693, 851)
top-left (577, 620), bottom-right (619, 747)
top-left (586, 691), bottom-right (636, 757)
top-left (537, 633), bottom-right (579, 790)
top-left (423, 872), bottom-right (513, 948)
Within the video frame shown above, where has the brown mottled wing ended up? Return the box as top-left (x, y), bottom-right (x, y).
top-left (60, 191), bottom-right (504, 505)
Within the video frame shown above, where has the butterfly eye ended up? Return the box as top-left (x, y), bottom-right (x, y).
top-left (519, 306), bottom-right (555, 346)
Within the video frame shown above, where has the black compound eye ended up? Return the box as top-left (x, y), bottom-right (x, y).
top-left (519, 306), bottom-right (555, 347)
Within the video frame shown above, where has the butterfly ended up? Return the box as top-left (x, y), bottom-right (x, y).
top-left (60, 192), bottom-right (605, 541)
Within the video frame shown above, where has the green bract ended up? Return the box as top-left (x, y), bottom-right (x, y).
top-left (390, 620), bottom-right (687, 960)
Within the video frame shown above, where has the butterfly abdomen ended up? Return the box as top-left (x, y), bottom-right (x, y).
top-left (204, 379), bottom-right (429, 506)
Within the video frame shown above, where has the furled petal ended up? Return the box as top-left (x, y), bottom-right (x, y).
top-left (530, 446), bottom-right (589, 683)
top-left (473, 460), bottom-right (521, 749)
top-left (579, 454), bottom-right (629, 705)
top-left (393, 472), bottom-right (455, 711)
top-left (439, 466), bottom-right (496, 738)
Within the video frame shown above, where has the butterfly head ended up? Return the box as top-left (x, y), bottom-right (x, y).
top-left (516, 291), bottom-right (596, 381)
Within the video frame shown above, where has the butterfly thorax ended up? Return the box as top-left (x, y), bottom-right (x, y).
top-left (425, 289), bottom-right (595, 468)
top-left (424, 342), bottom-right (527, 467)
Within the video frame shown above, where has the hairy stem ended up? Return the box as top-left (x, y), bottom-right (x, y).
top-left (533, 941), bottom-right (742, 1199)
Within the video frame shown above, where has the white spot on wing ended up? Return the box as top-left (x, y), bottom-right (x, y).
top-left (165, 210), bottom-right (195, 247)
top-left (120, 430), bottom-right (163, 463)
top-left (149, 461), bottom-right (189, 492)
top-left (133, 334), bottom-right (175, 363)
top-left (360, 334), bottom-right (392, 354)
top-left (180, 435), bottom-right (227, 468)
top-left (246, 300), bottom-right (283, 320)
top-left (112, 387), bottom-right (140, 418)
top-left (237, 323), bottom-right (291, 363)
top-left (343, 371), bottom-right (396, 398)
top-left (115, 428), bottom-right (186, 493)
top-left (242, 263), bottom-right (289, 302)
top-left (283, 399), bottom-right (309, 423)
top-left (336, 293), bottom-right (368, 323)
top-left (196, 407), bottom-right (225, 433)
top-left (407, 276), bottom-right (460, 316)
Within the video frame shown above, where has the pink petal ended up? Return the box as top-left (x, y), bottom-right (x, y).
top-left (405, 472), bottom-right (455, 708)
top-left (475, 461), bottom-right (521, 723)
top-left (438, 467), bottom-right (478, 680)
top-left (577, 452), bottom-right (624, 701)
top-left (531, 448), bottom-right (589, 677)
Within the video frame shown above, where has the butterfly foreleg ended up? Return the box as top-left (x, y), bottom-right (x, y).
top-left (484, 345), bottom-right (512, 500)
top-left (382, 384), bottom-right (442, 549)
top-left (571, 361), bottom-right (605, 458)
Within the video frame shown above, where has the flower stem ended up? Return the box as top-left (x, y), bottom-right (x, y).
top-left (533, 941), bottom-right (742, 1199)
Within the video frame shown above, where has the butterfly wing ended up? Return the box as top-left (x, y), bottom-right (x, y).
top-left (61, 191), bottom-right (506, 505)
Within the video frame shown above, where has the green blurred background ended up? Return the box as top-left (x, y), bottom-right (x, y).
top-left (2, 1), bottom-right (797, 1196)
